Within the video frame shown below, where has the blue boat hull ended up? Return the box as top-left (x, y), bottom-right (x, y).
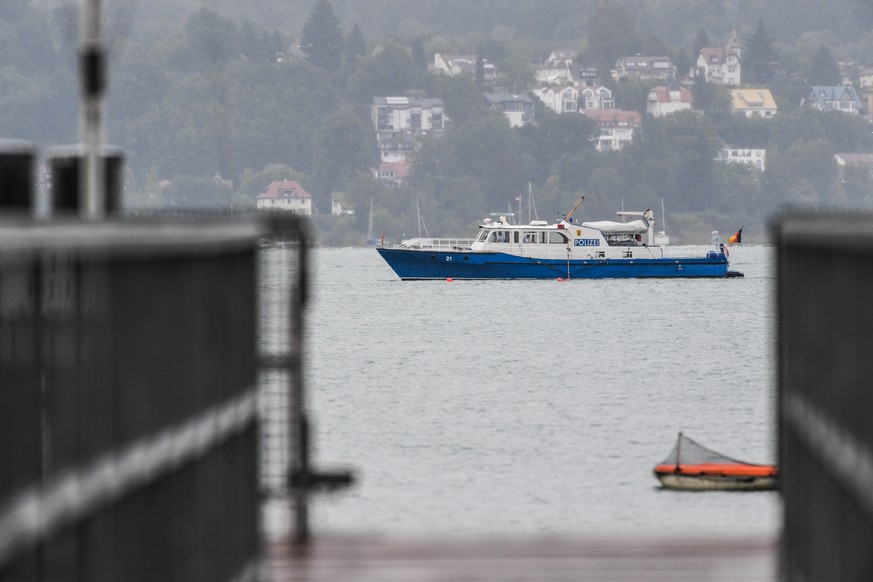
top-left (376, 248), bottom-right (734, 280)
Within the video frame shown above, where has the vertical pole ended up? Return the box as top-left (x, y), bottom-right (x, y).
top-left (81, 0), bottom-right (105, 218)
top-left (292, 230), bottom-right (310, 542)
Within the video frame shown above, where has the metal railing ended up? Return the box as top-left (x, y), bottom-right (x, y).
top-left (0, 215), bottom-right (335, 581)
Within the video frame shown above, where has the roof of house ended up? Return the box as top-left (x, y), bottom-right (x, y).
top-left (372, 96), bottom-right (444, 108)
top-left (257, 180), bottom-right (312, 200)
top-left (649, 81), bottom-right (693, 104)
top-left (730, 89), bottom-right (778, 111)
top-left (616, 55), bottom-right (674, 70)
top-left (699, 46), bottom-right (739, 65)
top-left (582, 109), bottom-right (642, 126)
top-left (377, 161), bottom-right (410, 178)
top-left (808, 85), bottom-right (861, 106)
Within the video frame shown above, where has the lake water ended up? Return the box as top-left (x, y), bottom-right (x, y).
top-left (269, 244), bottom-right (780, 538)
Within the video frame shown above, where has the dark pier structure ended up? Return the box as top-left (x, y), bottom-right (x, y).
top-left (775, 213), bottom-right (873, 581)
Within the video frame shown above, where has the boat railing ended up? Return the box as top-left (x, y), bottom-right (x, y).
top-left (396, 237), bottom-right (476, 251)
top-left (494, 245), bottom-right (721, 260)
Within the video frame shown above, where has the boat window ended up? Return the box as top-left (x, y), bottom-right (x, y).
top-left (539, 231), bottom-right (547, 243)
top-left (548, 232), bottom-right (568, 244)
top-left (488, 230), bottom-right (509, 243)
top-left (476, 230), bottom-right (488, 242)
top-left (522, 231), bottom-right (537, 243)
top-left (513, 231), bottom-right (519, 243)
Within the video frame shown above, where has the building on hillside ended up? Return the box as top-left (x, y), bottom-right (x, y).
top-left (803, 85), bottom-right (862, 114)
top-left (695, 30), bottom-right (741, 86)
top-left (484, 93), bottom-right (536, 127)
top-left (576, 66), bottom-right (600, 86)
top-left (532, 84), bottom-right (579, 113)
top-left (256, 180), bottom-right (312, 215)
top-left (729, 88), bottom-right (778, 118)
top-left (715, 147), bottom-right (767, 171)
top-left (371, 96), bottom-right (446, 163)
top-left (535, 50), bottom-right (575, 85)
top-left (860, 68), bottom-right (873, 116)
top-left (579, 85), bottom-right (614, 110)
top-left (613, 55), bottom-right (676, 81)
top-left (835, 153), bottom-right (873, 178)
top-left (372, 96), bottom-right (446, 134)
top-left (432, 53), bottom-right (498, 84)
top-left (533, 83), bottom-right (614, 114)
top-left (647, 80), bottom-right (694, 117)
top-left (838, 61), bottom-right (865, 86)
top-left (583, 109), bottom-right (642, 152)
top-left (373, 161), bottom-right (410, 188)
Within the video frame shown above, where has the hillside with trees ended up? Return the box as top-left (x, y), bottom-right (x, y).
top-left (6, 0), bottom-right (873, 243)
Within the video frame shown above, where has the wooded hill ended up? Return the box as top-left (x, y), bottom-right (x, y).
top-left (7, 0), bottom-right (873, 244)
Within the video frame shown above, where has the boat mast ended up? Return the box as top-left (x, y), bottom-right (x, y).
top-left (661, 198), bottom-right (667, 234)
top-left (368, 198), bottom-right (374, 240)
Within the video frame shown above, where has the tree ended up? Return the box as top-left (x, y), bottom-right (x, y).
top-left (346, 24), bottom-right (366, 58)
top-left (518, 111), bottom-right (596, 181)
top-left (311, 109), bottom-right (376, 203)
top-left (345, 43), bottom-right (425, 103)
top-left (744, 18), bottom-right (778, 84)
top-left (586, 2), bottom-right (640, 72)
top-left (475, 53), bottom-right (485, 86)
top-left (411, 35), bottom-right (429, 69)
top-left (436, 74), bottom-right (486, 127)
top-left (300, 0), bottom-right (343, 71)
top-left (808, 45), bottom-right (841, 86)
top-left (692, 27), bottom-right (711, 58)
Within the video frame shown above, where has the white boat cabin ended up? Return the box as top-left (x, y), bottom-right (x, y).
top-left (470, 210), bottom-right (666, 260)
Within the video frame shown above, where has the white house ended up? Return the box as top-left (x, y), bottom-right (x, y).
top-left (696, 30), bottom-right (741, 86)
top-left (647, 80), bottom-right (694, 117)
top-left (715, 147), bottom-right (767, 171)
top-left (535, 50), bottom-right (575, 85)
top-left (804, 86), bottom-right (862, 114)
top-left (579, 85), bottom-right (614, 110)
top-left (532, 84), bottom-right (579, 114)
top-left (583, 109), bottom-right (642, 152)
top-left (432, 53), bottom-right (498, 84)
top-left (256, 180), bottom-right (312, 215)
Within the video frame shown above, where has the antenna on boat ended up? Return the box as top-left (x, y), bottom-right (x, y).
top-left (565, 195), bottom-right (585, 222)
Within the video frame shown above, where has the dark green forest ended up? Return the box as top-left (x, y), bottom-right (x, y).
top-left (7, 0), bottom-right (873, 244)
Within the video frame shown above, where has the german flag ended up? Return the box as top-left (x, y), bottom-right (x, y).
top-left (728, 226), bottom-right (743, 246)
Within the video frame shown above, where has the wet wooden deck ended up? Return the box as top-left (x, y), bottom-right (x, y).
top-left (265, 535), bottom-right (778, 581)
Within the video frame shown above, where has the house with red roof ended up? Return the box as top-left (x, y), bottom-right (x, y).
top-left (255, 180), bottom-right (312, 215)
top-left (582, 109), bottom-right (642, 152)
top-left (696, 30), bottom-right (741, 86)
top-left (647, 80), bottom-right (694, 117)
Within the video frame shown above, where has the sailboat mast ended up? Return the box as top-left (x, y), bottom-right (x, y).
top-left (661, 198), bottom-right (667, 233)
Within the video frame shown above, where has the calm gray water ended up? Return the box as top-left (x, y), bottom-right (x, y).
top-left (295, 245), bottom-right (779, 537)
